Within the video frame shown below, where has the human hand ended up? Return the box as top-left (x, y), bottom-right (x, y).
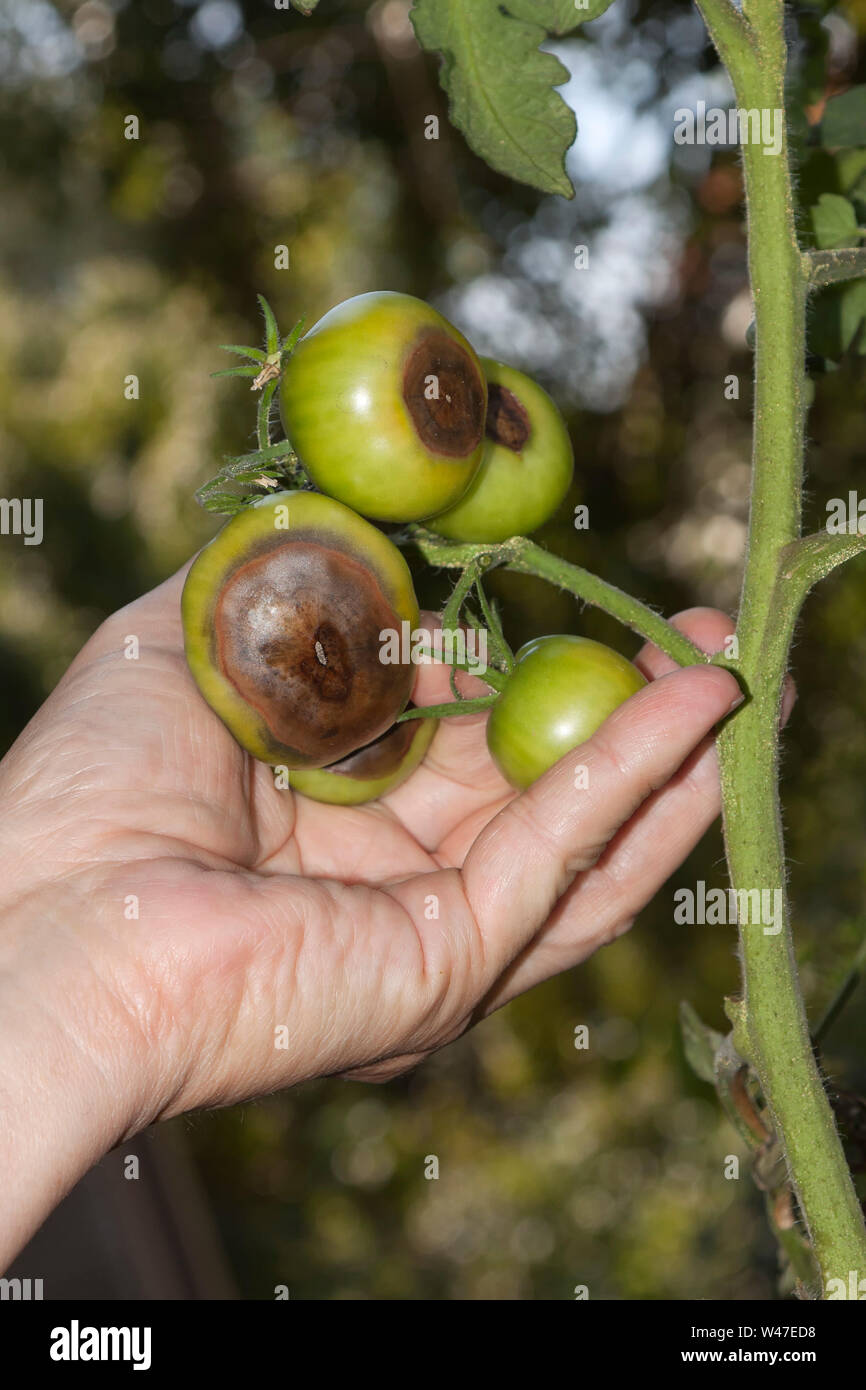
top-left (0, 572), bottom-right (746, 1265)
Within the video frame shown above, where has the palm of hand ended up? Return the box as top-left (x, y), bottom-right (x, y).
top-left (0, 568), bottom-right (737, 1132)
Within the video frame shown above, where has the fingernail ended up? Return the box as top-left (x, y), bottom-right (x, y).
top-left (727, 691), bottom-right (745, 713)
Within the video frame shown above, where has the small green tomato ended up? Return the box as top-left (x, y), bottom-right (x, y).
top-left (427, 358), bottom-right (574, 543)
top-left (279, 291), bottom-right (488, 523)
top-left (486, 634), bottom-right (647, 789)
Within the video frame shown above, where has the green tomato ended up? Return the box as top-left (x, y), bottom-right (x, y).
top-left (288, 712), bottom-right (437, 805)
top-left (486, 635), bottom-right (647, 789)
top-left (182, 490), bottom-right (419, 769)
top-left (279, 291), bottom-right (487, 523)
top-left (427, 358), bottom-right (574, 543)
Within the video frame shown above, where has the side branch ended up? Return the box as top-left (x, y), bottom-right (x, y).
top-left (694, 0), bottom-right (756, 75)
top-left (779, 531), bottom-right (866, 594)
top-left (410, 529), bottom-right (707, 668)
top-left (802, 248), bottom-right (866, 288)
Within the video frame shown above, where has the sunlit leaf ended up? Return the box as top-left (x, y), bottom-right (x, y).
top-left (411, 0), bottom-right (576, 198)
top-left (506, 0), bottom-right (615, 34)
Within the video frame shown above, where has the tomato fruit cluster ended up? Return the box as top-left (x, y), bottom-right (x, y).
top-left (278, 292), bottom-right (573, 536)
top-left (279, 292), bottom-right (488, 524)
top-left (184, 291), bottom-right (647, 802)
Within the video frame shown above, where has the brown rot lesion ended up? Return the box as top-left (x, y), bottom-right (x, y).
top-left (324, 717), bottom-right (422, 781)
top-left (402, 329), bottom-right (486, 458)
top-left (213, 540), bottom-right (414, 763)
top-left (485, 382), bottom-right (531, 452)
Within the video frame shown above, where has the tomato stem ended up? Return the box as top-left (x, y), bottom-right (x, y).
top-left (697, 0), bottom-right (866, 1291)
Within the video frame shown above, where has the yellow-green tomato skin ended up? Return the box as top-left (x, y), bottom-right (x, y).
top-left (428, 358), bottom-right (574, 543)
top-left (182, 490), bottom-right (420, 769)
top-left (288, 714), bottom-right (437, 805)
top-left (279, 292), bottom-right (487, 523)
top-left (486, 635), bottom-right (647, 789)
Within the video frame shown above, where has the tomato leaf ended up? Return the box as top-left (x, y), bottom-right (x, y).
top-left (809, 278), bottom-right (866, 359)
top-left (809, 193), bottom-right (861, 250)
top-left (505, 0), bottom-right (615, 35)
top-left (410, 0), bottom-right (577, 199)
top-left (679, 1001), bottom-right (724, 1086)
top-left (290, 0), bottom-right (320, 13)
top-left (819, 85), bottom-right (866, 148)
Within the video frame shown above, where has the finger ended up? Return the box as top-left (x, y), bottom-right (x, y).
top-left (633, 606), bottom-right (733, 679)
top-left (407, 611), bottom-right (507, 796)
top-left (410, 611), bottom-right (494, 711)
top-left (634, 607), bottom-right (796, 728)
top-left (445, 662), bottom-right (741, 990)
top-left (476, 731), bottom-right (723, 1011)
top-left (474, 613), bottom-right (796, 1011)
top-left (383, 612), bottom-right (512, 850)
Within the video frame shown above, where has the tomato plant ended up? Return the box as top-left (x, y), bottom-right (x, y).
top-left (188, 0), bottom-right (866, 1293)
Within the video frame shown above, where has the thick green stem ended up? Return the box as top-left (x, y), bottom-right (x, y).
top-left (697, 0), bottom-right (866, 1289)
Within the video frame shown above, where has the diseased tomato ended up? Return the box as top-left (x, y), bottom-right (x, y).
top-left (279, 291), bottom-right (487, 522)
top-left (182, 490), bottom-right (419, 768)
top-left (428, 358), bottom-right (574, 543)
top-left (288, 712), bottom-right (437, 804)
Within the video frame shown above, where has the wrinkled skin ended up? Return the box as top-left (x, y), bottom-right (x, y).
top-left (0, 566), bottom-right (785, 1266)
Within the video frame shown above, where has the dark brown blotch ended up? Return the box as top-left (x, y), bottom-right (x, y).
top-left (214, 541), bottom-right (413, 764)
top-left (323, 716), bottom-right (422, 781)
top-left (403, 329), bottom-right (485, 459)
top-left (485, 382), bottom-right (531, 453)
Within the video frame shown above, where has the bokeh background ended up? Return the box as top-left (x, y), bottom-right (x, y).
top-left (2, 0), bottom-right (865, 1300)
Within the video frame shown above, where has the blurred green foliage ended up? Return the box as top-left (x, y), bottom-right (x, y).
top-left (1, 0), bottom-right (865, 1299)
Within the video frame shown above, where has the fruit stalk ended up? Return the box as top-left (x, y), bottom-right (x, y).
top-left (411, 530), bottom-right (708, 668)
top-left (697, 0), bottom-right (866, 1288)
